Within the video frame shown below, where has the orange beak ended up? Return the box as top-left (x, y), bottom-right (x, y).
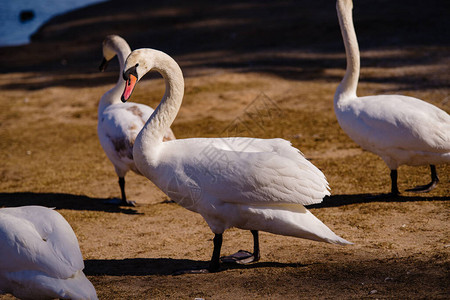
top-left (122, 74), bottom-right (137, 102)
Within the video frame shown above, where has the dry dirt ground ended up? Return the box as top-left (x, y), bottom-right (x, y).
top-left (0, 0), bottom-right (449, 299)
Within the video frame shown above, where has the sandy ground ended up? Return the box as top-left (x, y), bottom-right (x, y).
top-left (0, 0), bottom-right (449, 299)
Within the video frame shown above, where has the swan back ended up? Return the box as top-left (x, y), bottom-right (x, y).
top-left (0, 206), bottom-right (97, 300)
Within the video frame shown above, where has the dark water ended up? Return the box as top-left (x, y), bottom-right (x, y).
top-left (0, 0), bottom-right (107, 47)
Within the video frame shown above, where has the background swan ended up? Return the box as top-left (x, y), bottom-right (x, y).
top-left (334, 0), bottom-right (450, 195)
top-left (0, 206), bottom-right (97, 300)
top-left (121, 48), bottom-right (351, 273)
top-left (98, 35), bottom-right (176, 206)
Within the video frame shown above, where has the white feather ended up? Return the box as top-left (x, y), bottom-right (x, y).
top-left (0, 206), bottom-right (97, 300)
top-left (335, 0), bottom-right (450, 171)
top-left (97, 35), bottom-right (175, 193)
top-left (123, 48), bottom-right (351, 246)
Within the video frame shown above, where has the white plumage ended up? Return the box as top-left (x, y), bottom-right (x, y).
top-left (0, 206), bottom-right (97, 300)
top-left (97, 35), bottom-right (176, 206)
top-left (121, 48), bottom-right (351, 273)
top-left (335, 0), bottom-right (450, 194)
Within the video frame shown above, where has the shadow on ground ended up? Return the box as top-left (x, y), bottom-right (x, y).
top-left (0, 192), bottom-right (140, 214)
top-left (0, 0), bottom-right (448, 90)
top-left (1, 192), bottom-right (448, 212)
top-left (308, 194), bottom-right (450, 209)
top-left (84, 257), bottom-right (304, 276)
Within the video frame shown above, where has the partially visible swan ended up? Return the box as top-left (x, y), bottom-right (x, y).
top-left (121, 48), bottom-right (351, 273)
top-left (335, 0), bottom-right (450, 195)
top-left (98, 35), bottom-right (176, 206)
top-left (0, 206), bottom-right (98, 300)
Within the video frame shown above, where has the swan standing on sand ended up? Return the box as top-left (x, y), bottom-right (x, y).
top-left (335, 0), bottom-right (450, 195)
top-left (98, 35), bottom-right (176, 206)
top-left (0, 206), bottom-right (98, 300)
top-left (121, 48), bottom-right (351, 273)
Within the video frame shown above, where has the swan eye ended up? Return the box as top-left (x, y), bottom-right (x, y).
top-left (123, 64), bottom-right (139, 81)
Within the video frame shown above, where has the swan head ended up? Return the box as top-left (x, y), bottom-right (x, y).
top-left (122, 63), bottom-right (139, 102)
top-left (99, 35), bottom-right (127, 72)
top-left (121, 49), bottom-right (155, 102)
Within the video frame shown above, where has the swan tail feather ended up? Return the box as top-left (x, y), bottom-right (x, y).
top-left (238, 205), bottom-right (352, 245)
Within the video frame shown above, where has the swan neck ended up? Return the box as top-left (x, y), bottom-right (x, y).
top-left (98, 41), bottom-right (131, 113)
top-left (335, 0), bottom-right (360, 104)
top-left (115, 42), bottom-right (131, 84)
top-left (136, 51), bottom-right (184, 153)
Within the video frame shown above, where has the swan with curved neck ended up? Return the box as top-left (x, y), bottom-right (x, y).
top-left (97, 35), bottom-right (176, 206)
top-left (0, 206), bottom-right (98, 300)
top-left (335, 0), bottom-right (450, 195)
top-left (122, 48), bottom-right (351, 273)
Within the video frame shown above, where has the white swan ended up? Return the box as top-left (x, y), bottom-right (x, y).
top-left (121, 48), bottom-right (351, 273)
top-left (335, 0), bottom-right (450, 195)
top-left (0, 206), bottom-right (98, 300)
top-left (98, 35), bottom-right (176, 206)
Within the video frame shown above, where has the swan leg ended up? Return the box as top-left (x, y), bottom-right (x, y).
top-left (118, 177), bottom-right (136, 206)
top-left (251, 230), bottom-right (261, 262)
top-left (119, 177), bottom-right (126, 202)
top-left (390, 170), bottom-right (400, 196)
top-left (208, 233), bottom-right (223, 272)
top-left (172, 233), bottom-right (223, 275)
top-left (220, 230), bottom-right (261, 264)
top-left (405, 165), bottom-right (439, 193)
top-left (103, 177), bottom-right (136, 206)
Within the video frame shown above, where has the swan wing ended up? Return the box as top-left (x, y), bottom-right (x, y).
top-left (157, 138), bottom-right (329, 207)
top-left (99, 101), bottom-right (175, 163)
top-left (0, 206), bottom-right (84, 279)
top-left (99, 102), bottom-right (154, 161)
top-left (343, 95), bottom-right (450, 152)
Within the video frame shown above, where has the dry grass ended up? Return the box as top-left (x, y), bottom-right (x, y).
top-left (1, 67), bottom-right (449, 299)
top-left (1, 0), bottom-right (449, 299)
